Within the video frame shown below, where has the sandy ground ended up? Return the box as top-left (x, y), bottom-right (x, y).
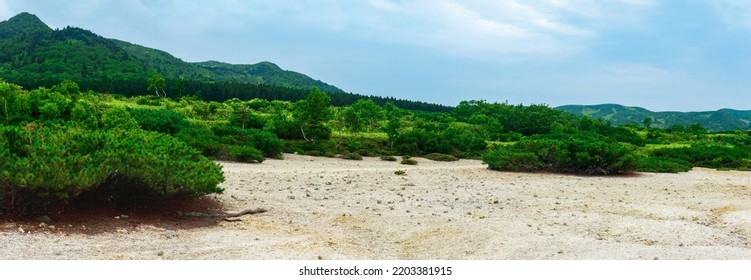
top-left (2, 154), bottom-right (751, 260)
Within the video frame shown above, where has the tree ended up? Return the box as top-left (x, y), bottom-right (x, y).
top-left (686, 122), bottom-right (707, 140)
top-left (341, 106), bottom-right (363, 133)
top-left (147, 75), bottom-right (167, 98)
top-left (295, 88), bottom-right (332, 142)
top-left (383, 102), bottom-right (402, 148)
top-left (350, 99), bottom-right (384, 132)
top-left (0, 82), bottom-right (22, 123)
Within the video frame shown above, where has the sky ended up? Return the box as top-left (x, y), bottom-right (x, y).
top-left (1, 0), bottom-right (751, 111)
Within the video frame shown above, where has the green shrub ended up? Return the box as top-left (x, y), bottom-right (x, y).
top-left (483, 134), bottom-right (636, 175)
top-left (209, 124), bottom-right (283, 158)
top-left (482, 149), bottom-right (541, 172)
top-left (135, 96), bottom-right (162, 106)
top-left (174, 123), bottom-right (225, 157)
top-left (129, 108), bottom-right (188, 135)
top-left (380, 155), bottom-right (397, 161)
top-left (343, 152), bottom-right (363, 160)
top-left (245, 129), bottom-right (284, 158)
top-left (286, 139), bottom-right (338, 157)
top-left (98, 129), bottom-right (225, 197)
top-left (102, 107), bottom-right (139, 130)
top-left (401, 158), bottom-right (418, 165)
top-left (70, 100), bottom-right (99, 129)
top-left (0, 124), bottom-right (225, 212)
top-left (649, 143), bottom-right (750, 169)
top-left (394, 170), bottom-right (406, 176)
top-left (635, 157), bottom-right (692, 173)
top-left (229, 109), bottom-right (266, 129)
top-left (423, 153), bottom-right (459, 162)
top-left (228, 145), bottom-right (265, 163)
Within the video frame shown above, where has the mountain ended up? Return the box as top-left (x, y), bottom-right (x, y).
top-left (0, 12), bottom-right (343, 93)
top-left (558, 104), bottom-right (751, 132)
top-left (0, 12), bottom-right (151, 86)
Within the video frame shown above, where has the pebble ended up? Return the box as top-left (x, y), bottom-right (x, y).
top-left (165, 230), bottom-right (178, 239)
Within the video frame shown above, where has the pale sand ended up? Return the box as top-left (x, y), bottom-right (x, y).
top-left (2, 154), bottom-right (750, 259)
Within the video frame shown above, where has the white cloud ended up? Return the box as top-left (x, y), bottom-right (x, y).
top-left (279, 0), bottom-right (657, 60)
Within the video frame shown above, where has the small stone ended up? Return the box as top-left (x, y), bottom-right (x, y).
top-left (114, 216), bottom-right (121, 220)
top-left (288, 195), bottom-right (296, 200)
top-left (18, 227), bottom-right (24, 233)
top-left (120, 215), bottom-right (129, 219)
top-left (164, 230), bottom-right (177, 239)
top-left (157, 251), bottom-right (164, 256)
top-left (117, 228), bottom-right (128, 234)
top-left (38, 222), bottom-right (47, 228)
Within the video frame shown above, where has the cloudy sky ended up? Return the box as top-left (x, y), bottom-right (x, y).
top-left (2, 0), bottom-right (751, 111)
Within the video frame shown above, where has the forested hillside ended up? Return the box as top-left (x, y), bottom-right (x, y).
top-left (0, 12), bottom-right (450, 112)
top-left (558, 104), bottom-right (751, 132)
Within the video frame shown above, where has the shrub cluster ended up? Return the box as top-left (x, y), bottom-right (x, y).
top-left (342, 152), bottom-right (363, 160)
top-left (1, 123), bottom-right (224, 211)
top-left (400, 158), bottom-right (418, 165)
top-left (423, 153), bottom-right (459, 162)
top-left (482, 134), bottom-right (636, 175)
top-left (648, 142), bottom-right (750, 170)
top-left (380, 155), bottom-right (397, 161)
top-left (634, 157), bottom-right (692, 173)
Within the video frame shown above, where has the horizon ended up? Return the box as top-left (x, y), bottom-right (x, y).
top-left (2, 1), bottom-right (750, 112)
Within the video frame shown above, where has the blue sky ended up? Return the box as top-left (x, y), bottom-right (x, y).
top-left (2, 0), bottom-right (750, 111)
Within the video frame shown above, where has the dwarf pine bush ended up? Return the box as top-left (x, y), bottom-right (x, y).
top-left (1, 122), bottom-right (224, 212)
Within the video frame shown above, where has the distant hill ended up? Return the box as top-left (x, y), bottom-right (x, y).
top-left (0, 12), bottom-right (342, 94)
top-left (558, 104), bottom-right (751, 132)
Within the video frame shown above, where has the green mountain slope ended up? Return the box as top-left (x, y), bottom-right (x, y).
top-left (194, 60), bottom-right (342, 93)
top-left (558, 104), bottom-right (751, 132)
top-left (0, 12), bottom-right (152, 86)
top-left (0, 12), bottom-right (342, 93)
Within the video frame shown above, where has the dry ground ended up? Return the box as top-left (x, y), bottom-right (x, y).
top-left (2, 154), bottom-right (751, 259)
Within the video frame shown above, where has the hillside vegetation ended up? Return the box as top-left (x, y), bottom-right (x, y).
top-left (558, 104), bottom-right (751, 132)
top-left (4, 79), bottom-right (751, 215)
top-left (0, 12), bottom-right (450, 112)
